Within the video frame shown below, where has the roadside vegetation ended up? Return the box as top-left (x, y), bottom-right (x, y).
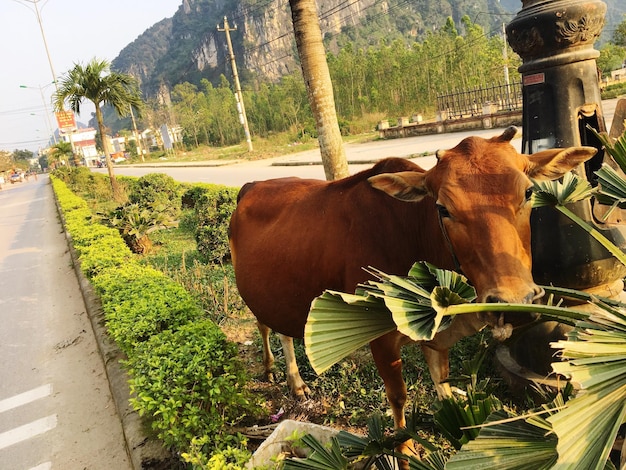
top-left (49, 125), bottom-right (626, 469)
top-left (51, 165), bottom-right (511, 468)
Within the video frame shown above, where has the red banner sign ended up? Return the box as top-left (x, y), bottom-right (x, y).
top-left (55, 110), bottom-right (76, 131)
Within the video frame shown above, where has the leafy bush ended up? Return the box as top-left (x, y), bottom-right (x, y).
top-left (53, 166), bottom-right (113, 201)
top-left (104, 202), bottom-right (177, 254)
top-left (180, 184), bottom-right (210, 209)
top-left (194, 187), bottom-right (239, 263)
top-left (76, 237), bottom-right (133, 278)
top-left (67, 223), bottom-right (121, 248)
top-left (601, 82), bottom-right (626, 100)
top-left (52, 174), bottom-right (259, 466)
top-left (93, 264), bottom-right (204, 355)
top-left (129, 172), bottom-right (181, 214)
top-left (125, 320), bottom-right (257, 452)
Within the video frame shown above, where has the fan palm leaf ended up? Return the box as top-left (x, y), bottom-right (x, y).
top-left (446, 409), bottom-right (559, 469)
top-left (532, 171), bottom-right (626, 266)
top-left (548, 303), bottom-right (626, 469)
top-left (305, 290), bottom-right (396, 374)
top-left (305, 263), bottom-right (474, 374)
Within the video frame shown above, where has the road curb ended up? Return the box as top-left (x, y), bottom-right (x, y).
top-left (52, 183), bottom-right (176, 470)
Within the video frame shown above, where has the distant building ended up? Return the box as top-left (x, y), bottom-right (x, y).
top-left (611, 67), bottom-right (626, 82)
top-left (60, 128), bottom-right (99, 166)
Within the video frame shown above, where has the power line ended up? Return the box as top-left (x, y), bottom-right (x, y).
top-left (0, 105), bottom-right (48, 116)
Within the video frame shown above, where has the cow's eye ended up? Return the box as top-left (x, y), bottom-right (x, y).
top-left (437, 204), bottom-right (450, 218)
top-left (524, 187), bottom-right (534, 202)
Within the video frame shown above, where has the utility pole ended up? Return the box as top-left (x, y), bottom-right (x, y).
top-left (502, 23), bottom-right (512, 109)
top-left (218, 16), bottom-right (253, 152)
top-left (129, 105), bottom-right (144, 162)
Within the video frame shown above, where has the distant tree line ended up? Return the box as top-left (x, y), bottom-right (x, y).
top-left (597, 15), bottom-right (626, 74)
top-left (145, 15), bottom-right (520, 148)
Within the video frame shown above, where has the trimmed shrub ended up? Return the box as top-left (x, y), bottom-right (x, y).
top-left (76, 238), bottom-right (133, 278)
top-left (126, 320), bottom-right (256, 452)
top-left (129, 173), bottom-right (181, 213)
top-left (194, 186), bottom-right (239, 263)
top-left (51, 175), bottom-right (260, 465)
top-left (93, 264), bottom-right (203, 354)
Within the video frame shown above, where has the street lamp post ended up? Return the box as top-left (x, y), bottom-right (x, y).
top-left (21, 84), bottom-right (57, 144)
top-left (16, 0), bottom-right (59, 91)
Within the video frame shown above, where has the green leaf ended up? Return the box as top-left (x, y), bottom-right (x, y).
top-left (283, 435), bottom-right (349, 470)
top-left (588, 125), bottom-right (626, 173)
top-left (305, 291), bottom-right (396, 374)
top-left (548, 305), bottom-right (626, 469)
top-left (446, 410), bottom-right (558, 469)
top-left (532, 171), bottom-right (593, 208)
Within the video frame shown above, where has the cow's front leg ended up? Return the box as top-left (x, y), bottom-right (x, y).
top-left (370, 333), bottom-right (417, 469)
top-left (421, 314), bottom-right (487, 398)
top-left (278, 334), bottom-right (311, 398)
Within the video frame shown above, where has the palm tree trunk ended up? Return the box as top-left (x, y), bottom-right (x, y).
top-left (289, 0), bottom-right (349, 181)
top-left (95, 104), bottom-right (123, 201)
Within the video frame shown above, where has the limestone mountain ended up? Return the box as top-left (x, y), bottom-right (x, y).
top-left (112, 0), bottom-right (625, 101)
top-left (112, 0), bottom-right (514, 98)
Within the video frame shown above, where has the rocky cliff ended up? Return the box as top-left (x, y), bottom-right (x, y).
top-left (112, 0), bottom-right (625, 100)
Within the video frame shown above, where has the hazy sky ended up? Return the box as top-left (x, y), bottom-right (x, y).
top-left (0, 0), bottom-right (181, 153)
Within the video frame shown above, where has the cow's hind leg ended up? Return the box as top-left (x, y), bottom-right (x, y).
top-left (257, 321), bottom-right (276, 383)
top-left (278, 334), bottom-right (311, 398)
top-left (256, 322), bottom-right (310, 398)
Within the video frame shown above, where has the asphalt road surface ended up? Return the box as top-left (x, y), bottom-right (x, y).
top-left (0, 176), bottom-right (131, 469)
top-left (101, 98), bottom-right (621, 187)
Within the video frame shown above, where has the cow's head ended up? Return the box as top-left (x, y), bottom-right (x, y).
top-left (369, 127), bottom-right (596, 338)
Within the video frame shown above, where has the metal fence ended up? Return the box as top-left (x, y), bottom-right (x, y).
top-left (436, 82), bottom-right (523, 120)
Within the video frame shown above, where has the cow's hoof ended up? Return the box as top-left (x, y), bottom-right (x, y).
top-left (396, 439), bottom-right (422, 469)
top-left (293, 384), bottom-right (312, 400)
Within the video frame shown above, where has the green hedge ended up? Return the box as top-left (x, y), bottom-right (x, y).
top-left (180, 184), bottom-right (239, 263)
top-left (50, 175), bottom-right (257, 462)
top-left (126, 320), bottom-right (255, 450)
top-left (92, 264), bottom-right (204, 355)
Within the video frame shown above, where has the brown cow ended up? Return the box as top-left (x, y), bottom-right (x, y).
top-left (229, 127), bottom-right (595, 439)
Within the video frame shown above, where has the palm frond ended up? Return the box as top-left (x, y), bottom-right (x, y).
top-left (446, 409), bottom-right (558, 469)
top-left (530, 171), bottom-right (626, 266)
top-left (531, 171), bottom-right (593, 208)
top-left (589, 125), bottom-right (626, 173)
top-left (305, 263), bottom-right (474, 373)
top-left (548, 304), bottom-right (626, 469)
top-left (283, 434), bottom-right (349, 470)
top-left (305, 290), bottom-right (396, 374)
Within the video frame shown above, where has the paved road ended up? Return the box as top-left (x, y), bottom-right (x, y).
top-left (99, 127), bottom-right (515, 187)
top-left (101, 97), bottom-right (621, 187)
top-left (0, 177), bottom-right (131, 470)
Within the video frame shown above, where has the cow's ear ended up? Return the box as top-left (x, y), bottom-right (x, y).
top-left (368, 171), bottom-right (428, 201)
top-left (527, 146), bottom-right (597, 180)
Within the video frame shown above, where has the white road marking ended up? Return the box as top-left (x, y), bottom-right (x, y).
top-left (0, 384), bottom-right (52, 413)
top-left (29, 463), bottom-right (52, 470)
top-left (0, 415), bottom-right (57, 450)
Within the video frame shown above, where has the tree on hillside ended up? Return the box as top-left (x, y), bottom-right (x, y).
top-left (289, 0), bottom-right (349, 181)
top-left (53, 58), bottom-right (143, 201)
top-left (613, 15), bottom-right (626, 47)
